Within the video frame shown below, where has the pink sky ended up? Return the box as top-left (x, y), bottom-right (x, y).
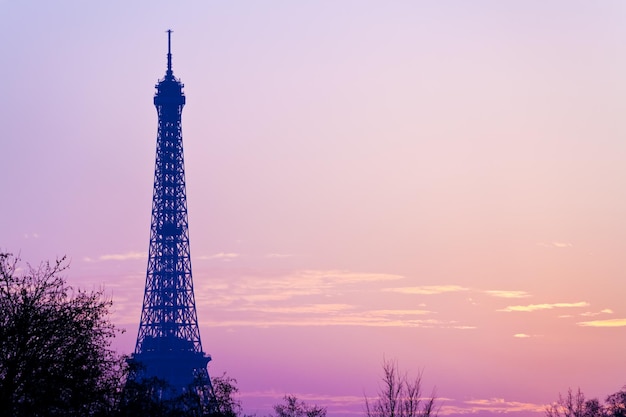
top-left (2, 1), bottom-right (626, 416)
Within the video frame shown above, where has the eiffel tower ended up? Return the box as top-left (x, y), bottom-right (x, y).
top-left (129, 30), bottom-right (215, 413)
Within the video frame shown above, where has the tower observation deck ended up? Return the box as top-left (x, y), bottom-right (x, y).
top-left (129, 30), bottom-right (216, 413)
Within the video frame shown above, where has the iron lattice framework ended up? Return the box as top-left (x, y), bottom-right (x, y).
top-left (131, 30), bottom-right (215, 412)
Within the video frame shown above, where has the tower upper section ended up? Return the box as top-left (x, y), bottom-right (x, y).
top-left (154, 30), bottom-right (185, 108)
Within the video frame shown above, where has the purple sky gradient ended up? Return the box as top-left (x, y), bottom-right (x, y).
top-left (3, 1), bottom-right (626, 416)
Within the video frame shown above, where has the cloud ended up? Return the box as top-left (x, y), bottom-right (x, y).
top-left (485, 290), bottom-right (531, 299)
top-left (98, 251), bottom-right (146, 261)
top-left (198, 252), bottom-right (240, 261)
top-left (202, 315), bottom-right (465, 329)
top-left (239, 391), bottom-right (543, 417)
top-left (240, 304), bottom-right (354, 315)
top-left (384, 285), bottom-right (469, 295)
top-left (202, 299), bottom-right (441, 328)
top-left (513, 333), bottom-right (531, 338)
top-left (537, 242), bottom-right (573, 248)
top-left (265, 253), bottom-right (293, 259)
top-left (190, 270), bottom-right (480, 329)
top-left (194, 269), bottom-right (406, 308)
top-left (238, 390), bottom-right (365, 412)
top-left (239, 392), bottom-right (544, 417)
top-left (369, 309), bottom-right (432, 316)
top-left (580, 309), bottom-right (614, 317)
top-left (577, 318), bottom-right (626, 327)
top-left (316, 270), bottom-right (405, 284)
top-left (440, 397), bottom-right (546, 415)
top-left (553, 242), bottom-right (573, 248)
top-left (498, 301), bottom-right (589, 312)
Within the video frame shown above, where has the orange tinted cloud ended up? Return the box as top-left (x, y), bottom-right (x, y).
top-left (485, 290), bottom-right (531, 298)
top-left (498, 302), bottom-right (589, 312)
top-left (577, 318), bottom-right (626, 327)
top-left (384, 285), bottom-right (469, 295)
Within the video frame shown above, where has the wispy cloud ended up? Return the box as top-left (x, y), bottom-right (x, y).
top-left (238, 390), bottom-right (365, 413)
top-left (384, 285), bottom-right (469, 295)
top-left (485, 290), bottom-right (531, 299)
top-left (202, 315), bottom-right (466, 329)
top-left (317, 270), bottom-right (405, 284)
top-left (440, 397), bottom-right (546, 415)
top-left (97, 251), bottom-right (147, 261)
top-left (198, 252), bottom-right (240, 261)
top-left (580, 309), bottom-right (614, 317)
top-left (189, 267), bottom-right (480, 329)
top-left (369, 309), bottom-right (432, 316)
top-left (537, 242), bottom-right (573, 248)
top-left (578, 318), bottom-right (626, 327)
top-left (265, 253), bottom-right (293, 259)
top-left (237, 303), bottom-right (354, 315)
top-left (498, 301), bottom-right (589, 312)
top-left (238, 391), bottom-right (543, 417)
top-left (513, 333), bottom-right (531, 338)
top-left (194, 270), bottom-right (406, 308)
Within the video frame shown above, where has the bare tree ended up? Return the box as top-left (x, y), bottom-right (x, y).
top-left (545, 388), bottom-right (604, 417)
top-left (364, 359), bottom-right (437, 417)
top-left (0, 253), bottom-right (123, 417)
top-left (273, 395), bottom-right (327, 417)
top-left (546, 387), bottom-right (626, 417)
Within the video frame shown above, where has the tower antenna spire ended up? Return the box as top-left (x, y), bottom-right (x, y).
top-left (166, 29), bottom-right (173, 76)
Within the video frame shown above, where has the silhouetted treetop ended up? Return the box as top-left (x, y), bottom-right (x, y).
top-left (0, 253), bottom-right (122, 417)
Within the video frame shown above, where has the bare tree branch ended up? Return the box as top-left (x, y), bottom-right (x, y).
top-left (365, 359), bottom-right (437, 417)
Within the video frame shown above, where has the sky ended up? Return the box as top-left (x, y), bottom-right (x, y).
top-left (2, 1), bottom-right (626, 416)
